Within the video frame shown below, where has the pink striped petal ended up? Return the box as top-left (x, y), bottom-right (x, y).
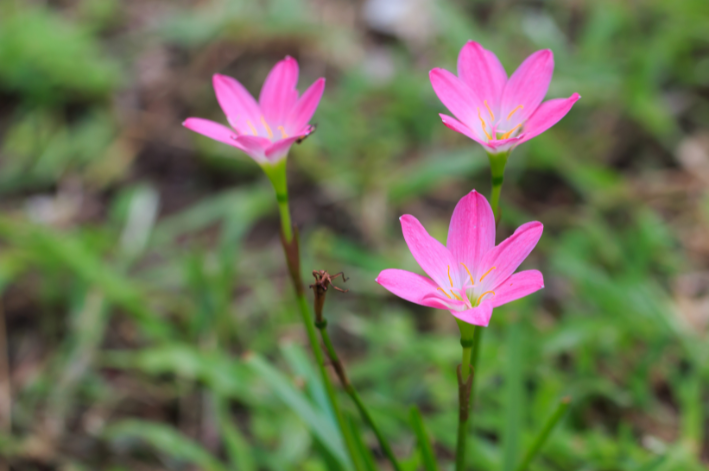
top-left (259, 56), bottom-right (299, 125)
top-left (447, 190), bottom-right (495, 275)
top-left (430, 68), bottom-right (482, 133)
top-left (265, 135), bottom-right (301, 162)
top-left (500, 50), bottom-right (554, 127)
top-left (479, 221), bottom-right (543, 289)
top-left (457, 41), bottom-right (507, 115)
top-left (491, 270), bottom-right (544, 308)
top-left (183, 117), bottom-right (239, 147)
top-left (449, 301), bottom-right (494, 327)
top-left (287, 78), bottom-right (325, 134)
top-left (516, 93), bottom-right (580, 145)
top-left (439, 114), bottom-right (483, 142)
top-left (400, 214), bottom-right (461, 289)
top-left (232, 135), bottom-right (270, 163)
top-left (212, 74), bottom-right (262, 135)
top-left (376, 269), bottom-right (452, 309)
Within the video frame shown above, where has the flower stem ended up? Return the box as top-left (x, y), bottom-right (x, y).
top-left (277, 195), bottom-right (363, 470)
top-left (514, 397), bottom-right (570, 471)
top-left (455, 342), bottom-right (473, 471)
top-left (277, 194), bottom-right (293, 243)
top-left (317, 321), bottom-right (402, 471)
top-left (487, 151), bottom-right (510, 222)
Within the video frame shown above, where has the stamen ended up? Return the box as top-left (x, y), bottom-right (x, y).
top-left (260, 116), bottom-right (274, 139)
top-left (278, 126), bottom-right (288, 138)
top-left (479, 266), bottom-right (496, 282)
top-left (448, 266), bottom-right (454, 287)
top-left (484, 100), bottom-right (494, 121)
top-left (437, 287), bottom-right (452, 300)
top-left (500, 122), bottom-right (523, 140)
top-left (476, 290), bottom-right (496, 305)
top-left (507, 105), bottom-right (524, 121)
top-left (477, 109), bottom-right (493, 141)
top-left (460, 263), bottom-right (474, 286)
top-left (450, 290), bottom-right (463, 301)
top-left (246, 120), bottom-right (258, 136)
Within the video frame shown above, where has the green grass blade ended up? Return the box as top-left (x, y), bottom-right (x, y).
top-left (502, 319), bottom-right (525, 471)
top-left (106, 420), bottom-right (228, 471)
top-left (244, 352), bottom-right (350, 469)
top-left (514, 397), bottom-right (570, 471)
top-left (409, 406), bottom-right (439, 471)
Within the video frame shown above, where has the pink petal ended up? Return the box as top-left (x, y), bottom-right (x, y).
top-left (457, 41), bottom-right (507, 114)
top-left (212, 74), bottom-right (262, 135)
top-left (232, 135), bottom-right (271, 163)
top-left (516, 93), bottom-right (580, 145)
top-left (400, 214), bottom-right (461, 289)
top-left (479, 221), bottom-right (543, 289)
top-left (183, 117), bottom-right (239, 147)
top-left (499, 50), bottom-right (554, 127)
top-left (259, 56), bottom-right (299, 125)
top-left (446, 190), bottom-right (496, 275)
top-left (430, 68), bottom-right (484, 136)
top-left (376, 269), bottom-right (453, 309)
top-left (491, 270), bottom-right (544, 308)
top-left (449, 301), bottom-right (493, 327)
top-left (265, 135), bottom-right (301, 162)
top-left (287, 78), bottom-right (325, 134)
top-left (439, 114), bottom-right (486, 144)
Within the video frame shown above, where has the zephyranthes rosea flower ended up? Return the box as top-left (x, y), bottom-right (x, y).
top-left (430, 41), bottom-right (579, 154)
top-left (183, 56), bottom-right (325, 166)
top-left (376, 190), bottom-right (543, 326)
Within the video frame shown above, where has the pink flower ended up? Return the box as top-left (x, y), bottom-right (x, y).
top-left (430, 41), bottom-right (579, 154)
top-left (183, 57), bottom-right (325, 165)
top-left (376, 190), bottom-right (544, 326)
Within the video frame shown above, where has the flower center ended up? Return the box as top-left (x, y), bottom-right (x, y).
top-left (244, 116), bottom-right (289, 140)
top-left (436, 265), bottom-right (497, 308)
top-left (476, 103), bottom-right (526, 142)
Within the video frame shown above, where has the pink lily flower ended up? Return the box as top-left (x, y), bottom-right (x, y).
top-left (183, 56), bottom-right (325, 165)
top-left (376, 190), bottom-right (544, 326)
top-left (430, 41), bottom-right (580, 154)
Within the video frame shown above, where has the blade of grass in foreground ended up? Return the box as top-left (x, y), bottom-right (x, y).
top-left (410, 406), bottom-right (439, 471)
top-left (502, 320), bottom-right (524, 471)
top-left (514, 397), bottom-right (570, 471)
top-left (244, 352), bottom-right (351, 469)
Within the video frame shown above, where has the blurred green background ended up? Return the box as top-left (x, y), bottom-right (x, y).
top-left (0, 0), bottom-right (708, 469)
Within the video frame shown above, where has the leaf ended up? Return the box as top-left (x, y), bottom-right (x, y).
top-left (244, 352), bottom-right (351, 469)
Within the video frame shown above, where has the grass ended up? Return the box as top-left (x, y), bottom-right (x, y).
top-left (0, 0), bottom-right (708, 469)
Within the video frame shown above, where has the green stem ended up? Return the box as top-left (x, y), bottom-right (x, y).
top-left (487, 151), bottom-right (510, 222)
top-left (274, 183), bottom-right (362, 470)
top-left (278, 195), bottom-right (293, 243)
top-left (294, 274), bottom-right (363, 471)
top-left (467, 326), bottom-right (484, 420)
top-left (318, 323), bottom-right (402, 471)
top-left (455, 344), bottom-right (473, 471)
top-left (514, 397), bottom-right (570, 471)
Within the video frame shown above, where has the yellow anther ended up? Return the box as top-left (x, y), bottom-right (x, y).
top-left (476, 290), bottom-right (496, 305)
top-left (260, 116), bottom-right (274, 139)
top-left (500, 122), bottom-right (523, 140)
top-left (450, 290), bottom-right (463, 301)
top-left (484, 100), bottom-right (495, 121)
top-left (479, 266), bottom-right (496, 282)
top-left (448, 266), bottom-right (454, 287)
top-left (507, 105), bottom-right (524, 121)
top-left (460, 263), bottom-right (474, 286)
top-left (477, 109), bottom-right (493, 141)
top-left (437, 287), bottom-right (452, 300)
top-left (278, 126), bottom-right (288, 138)
top-left (246, 120), bottom-right (258, 136)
